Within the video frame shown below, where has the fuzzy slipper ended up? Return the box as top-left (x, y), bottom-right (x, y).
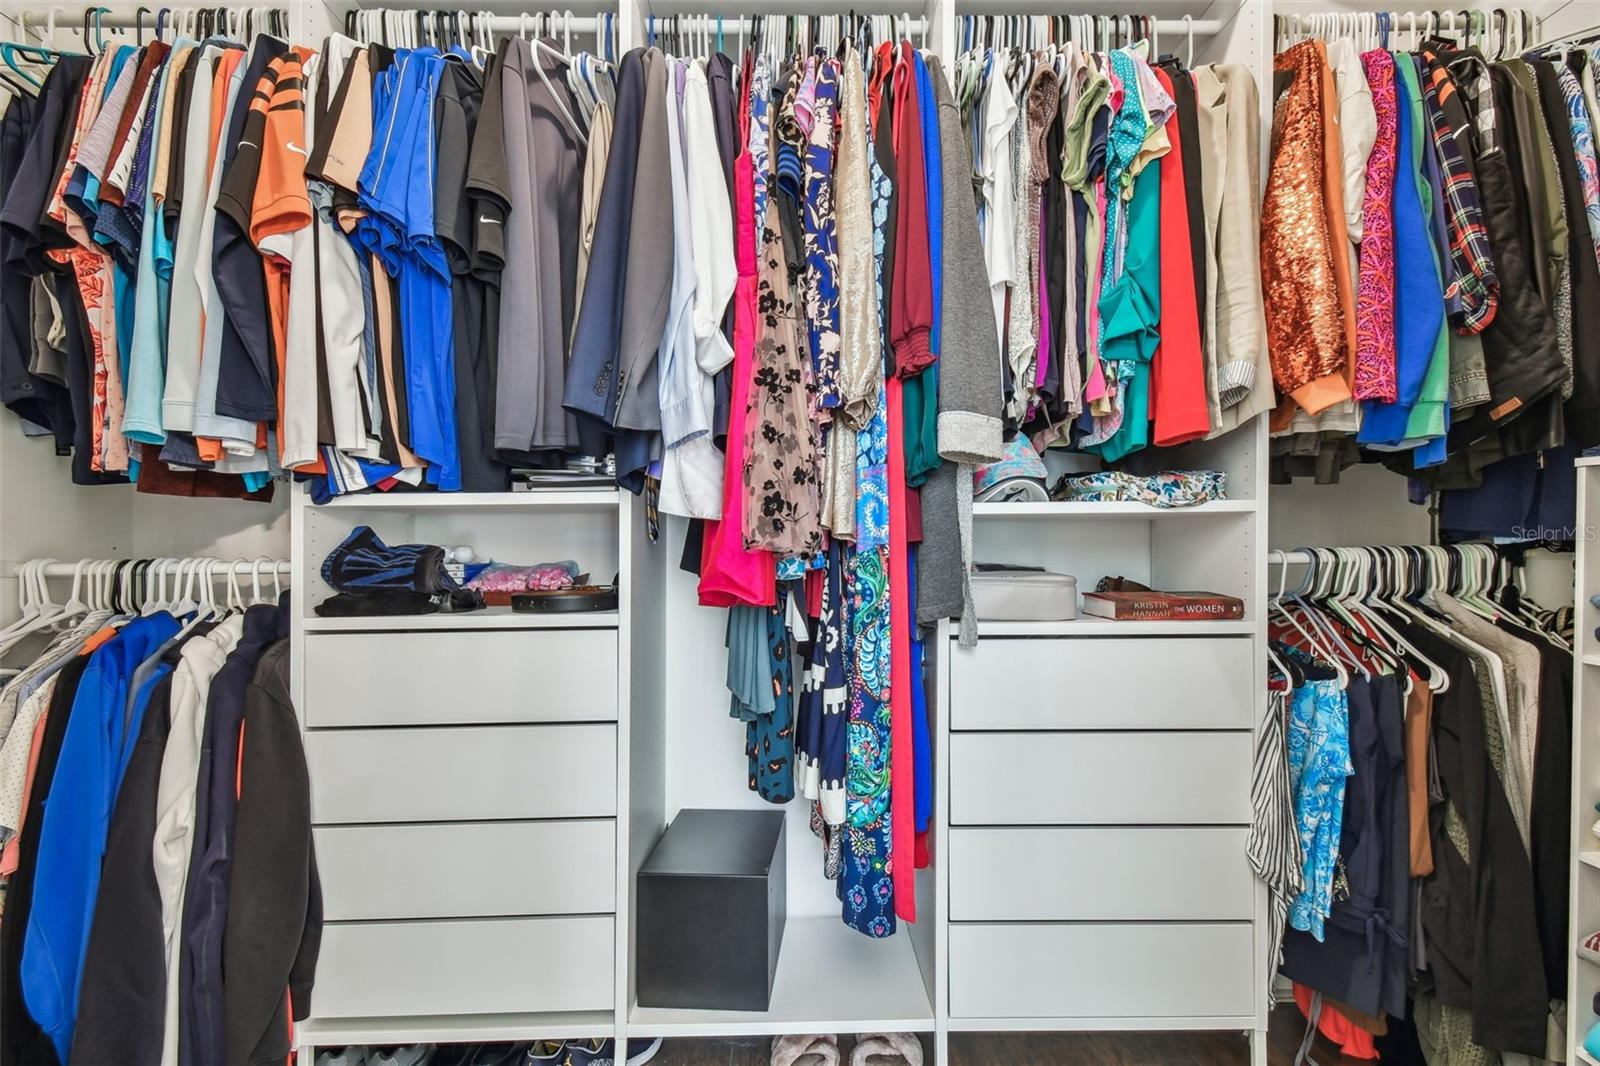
top-left (772, 1034), bottom-right (841, 1066)
top-left (850, 1033), bottom-right (924, 1066)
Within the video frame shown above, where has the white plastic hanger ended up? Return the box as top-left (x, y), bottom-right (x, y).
top-left (225, 560), bottom-right (246, 611)
top-left (1341, 548), bottom-right (1447, 693)
top-left (0, 559), bottom-right (67, 655)
top-left (1289, 550), bottom-right (1372, 680)
top-left (0, 560), bottom-right (43, 643)
top-left (1270, 550), bottom-right (1350, 689)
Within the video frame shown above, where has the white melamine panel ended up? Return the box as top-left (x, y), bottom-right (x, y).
top-left (314, 915), bottom-right (615, 1018)
top-left (303, 630), bottom-right (619, 726)
top-left (315, 821), bottom-right (617, 920)
top-left (307, 724), bottom-right (617, 823)
top-left (949, 732), bottom-right (1252, 825)
top-left (948, 922), bottom-right (1255, 1019)
top-left (949, 637), bottom-right (1254, 730)
top-left (948, 827), bottom-right (1253, 921)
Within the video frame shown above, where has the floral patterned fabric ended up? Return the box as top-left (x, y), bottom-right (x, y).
top-left (1052, 468), bottom-right (1226, 507)
top-left (852, 127), bottom-right (893, 553)
top-left (735, 593), bottom-right (795, 804)
top-left (803, 59), bottom-right (843, 415)
top-left (840, 543), bottom-right (894, 937)
top-left (797, 545), bottom-right (849, 831)
top-left (742, 73), bottom-right (822, 557)
top-left (834, 97), bottom-right (896, 940)
top-left (1559, 66), bottom-right (1600, 279)
top-left (1355, 50), bottom-right (1399, 403)
top-left (1285, 677), bottom-right (1352, 941)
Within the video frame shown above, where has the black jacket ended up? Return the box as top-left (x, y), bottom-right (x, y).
top-left (223, 639), bottom-right (322, 1066)
top-left (71, 671), bottom-right (178, 1065)
top-left (1401, 620), bottom-right (1548, 1056)
top-left (181, 602), bottom-right (289, 1066)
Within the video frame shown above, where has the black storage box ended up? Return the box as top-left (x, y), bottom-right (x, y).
top-left (636, 808), bottom-right (786, 1011)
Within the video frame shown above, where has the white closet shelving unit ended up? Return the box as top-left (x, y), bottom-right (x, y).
top-left (1572, 456), bottom-right (1600, 1064)
top-left (934, 4), bottom-right (1270, 1063)
top-left (288, 484), bottom-right (662, 1055)
top-left (22, 0), bottom-right (1594, 1063)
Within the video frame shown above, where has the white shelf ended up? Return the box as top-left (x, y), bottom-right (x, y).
top-left (946, 1014), bottom-right (1259, 1033)
top-left (1582, 852), bottom-right (1600, 871)
top-left (1584, 654), bottom-right (1600, 668)
top-left (313, 489), bottom-right (620, 509)
top-left (1574, 456), bottom-right (1600, 468)
top-left (1580, 1048), bottom-right (1600, 1066)
top-left (956, 618), bottom-right (1255, 638)
top-left (304, 607), bottom-right (620, 632)
top-left (974, 500), bottom-right (1255, 518)
top-left (628, 916), bottom-right (934, 1038)
top-left (298, 1010), bottom-right (613, 1047)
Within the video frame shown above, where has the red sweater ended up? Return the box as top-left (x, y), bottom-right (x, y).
top-left (890, 44), bottom-right (934, 376)
top-left (1150, 67), bottom-right (1212, 446)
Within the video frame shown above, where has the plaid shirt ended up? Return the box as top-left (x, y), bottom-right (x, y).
top-left (1421, 48), bottom-right (1500, 334)
top-left (1445, 50), bottom-right (1499, 157)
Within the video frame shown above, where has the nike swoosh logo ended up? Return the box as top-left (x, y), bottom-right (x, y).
top-left (239, 140), bottom-right (258, 149)
top-left (479, 215), bottom-right (501, 224)
top-left (286, 141), bottom-right (310, 157)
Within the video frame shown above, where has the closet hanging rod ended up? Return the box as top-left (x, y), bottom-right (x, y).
top-left (12, 7), bottom-right (287, 30)
top-left (24, 560), bottom-right (291, 579)
top-left (638, 14), bottom-right (929, 34)
top-left (961, 18), bottom-right (1221, 35)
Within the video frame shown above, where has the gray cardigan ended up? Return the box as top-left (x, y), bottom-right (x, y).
top-left (919, 57), bottom-right (1004, 634)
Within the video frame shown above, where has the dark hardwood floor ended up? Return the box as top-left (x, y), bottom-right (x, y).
top-left (649, 1007), bottom-right (1370, 1065)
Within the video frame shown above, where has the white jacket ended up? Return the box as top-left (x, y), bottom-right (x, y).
top-left (152, 614), bottom-right (244, 1066)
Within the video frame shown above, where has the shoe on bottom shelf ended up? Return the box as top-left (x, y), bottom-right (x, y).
top-left (1586, 1021), bottom-right (1600, 1060)
top-left (544, 1038), bottom-right (663, 1066)
top-left (316, 1050), bottom-right (369, 1066)
top-left (1581, 929), bottom-right (1600, 966)
top-left (370, 1047), bottom-right (435, 1066)
top-left (850, 1033), bottom-right (924, 1066)
top-left (772, 1034), bottom-right (841, 1066)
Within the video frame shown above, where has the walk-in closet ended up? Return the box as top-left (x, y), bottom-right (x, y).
top-left (0, 0), bottom-right (1595, 1064)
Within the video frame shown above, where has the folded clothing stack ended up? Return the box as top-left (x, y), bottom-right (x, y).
top-left (1051, 469), bottom-right (1227, 508)
top-left (316, 526), bottom-right (484, 616)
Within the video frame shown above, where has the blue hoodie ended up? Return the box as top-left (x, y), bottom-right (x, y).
top-left (21, 611), bottom-right (179, 1061)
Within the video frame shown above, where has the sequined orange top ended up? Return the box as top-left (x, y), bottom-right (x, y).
top-left (1262, 40), bottom-right (1351, 407)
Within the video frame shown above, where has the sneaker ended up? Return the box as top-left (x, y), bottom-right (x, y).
top-left (316, 1050), bottom-right (368, 1066)
top-left (548, 1039), bottom-right (663, 1066)
top-left (370, 1047), bottom-right (434, 1066)
top-left (1582, 928), bottom-right (1600, 965)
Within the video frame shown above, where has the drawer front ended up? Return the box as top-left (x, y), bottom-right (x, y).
top-left (949, 922), bottom-right (1254, 1019)
top-left (307, 724), bottom-right (617, 823)
top-left (316, 821), bottom-right (616, 920)
top-left (950, 732), bottom-right (1251, 825)
top-left (949, 827), bottom-right (1253, 921)
top-left (314, 915), bottom-right (614, 1018)
top-left (950, 637), bottom-right (1253, 730)
top-left (304, 630), bottom-right (618, 727)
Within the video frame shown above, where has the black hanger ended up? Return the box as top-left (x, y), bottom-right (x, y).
top-left (131, 559), bottom-right (152, 612)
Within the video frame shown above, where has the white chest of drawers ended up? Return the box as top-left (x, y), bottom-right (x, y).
top-left (937, 628), bottom-right (1266, 1057)
top-left (289, 488), bottom-right (657, 1053)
